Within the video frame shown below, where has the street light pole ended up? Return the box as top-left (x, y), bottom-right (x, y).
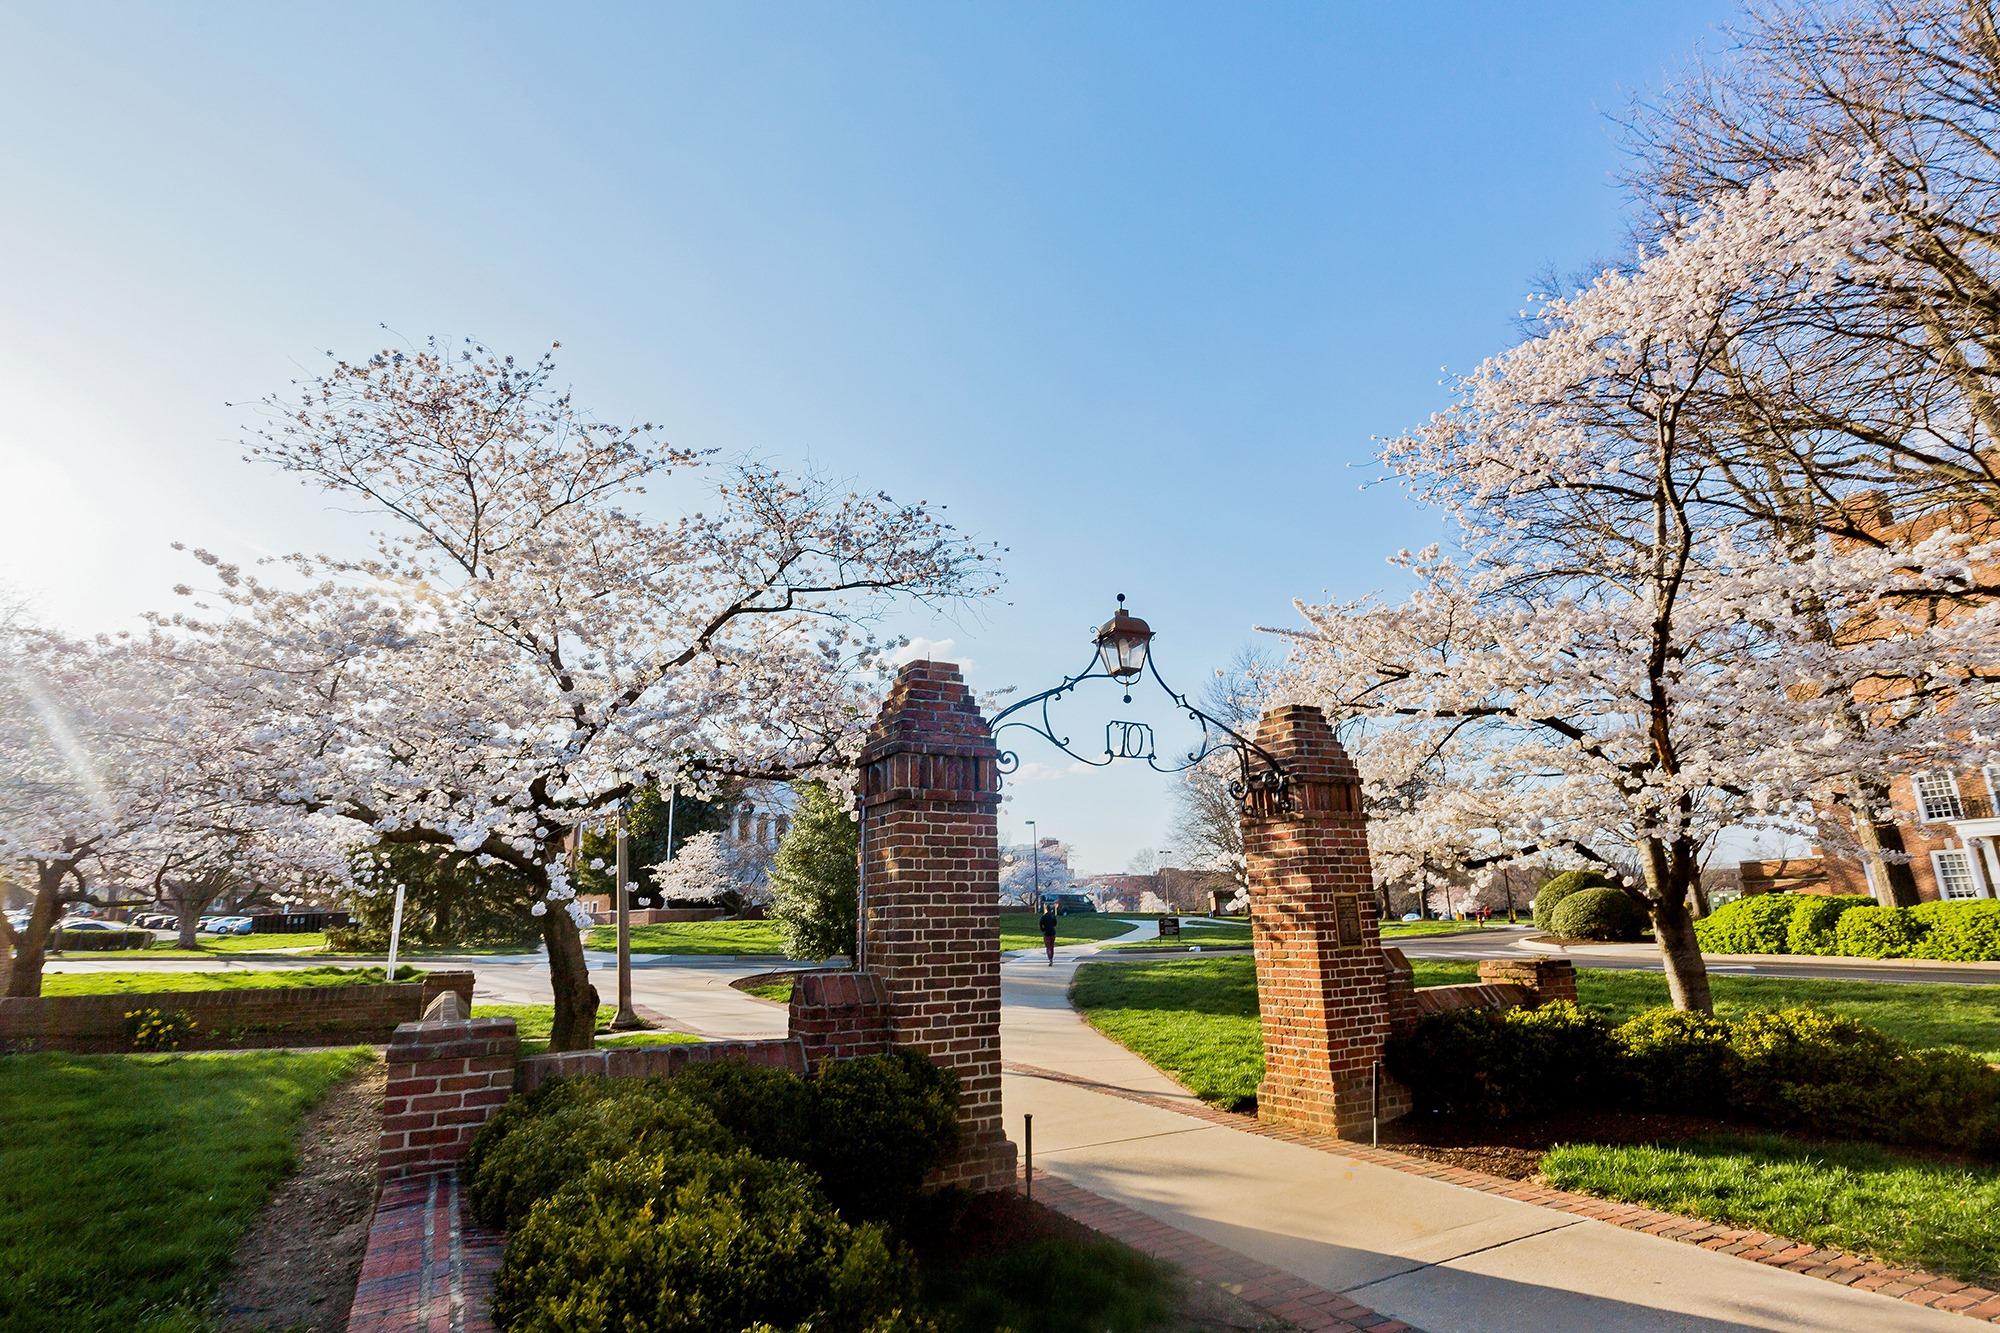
top-left (611, 802), bottom-right (641, 1029)
top-left (1028, 819), bottom-right (1040, 908)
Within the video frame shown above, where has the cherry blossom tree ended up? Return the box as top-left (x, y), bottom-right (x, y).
top-left (1278, 165), bottom-right (1998, 1011)
top-left (646, 830), bottom-right (733, 904)
top-left (156, 339), bottom-right (996, 1050)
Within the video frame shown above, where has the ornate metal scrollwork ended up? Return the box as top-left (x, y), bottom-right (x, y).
top-left (988, 616), bottom-right (1292, 812)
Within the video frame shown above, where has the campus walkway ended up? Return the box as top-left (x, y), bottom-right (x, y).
top-left (998, 939), bottom-right (1975, 1333)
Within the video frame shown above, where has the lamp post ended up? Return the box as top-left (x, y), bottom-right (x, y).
top-left (610, 802), bottom-right (642, 1030)
top-left (1027, 819), bottom-right (1040, 909)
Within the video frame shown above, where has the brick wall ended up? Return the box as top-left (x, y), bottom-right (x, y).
top-left (0, 971), bottom-right (474, 1054)
top-left (788, 970), bottom-right (891, 1067)
top-left (379, 1011), bottom-right (518, 1182)
top-left (1242, 704), bottom-right (1411, 1137)
top-left (852, 660), bottom-right (1017, 1191)
top-left (515, 1037), bottom-right (806, 1095)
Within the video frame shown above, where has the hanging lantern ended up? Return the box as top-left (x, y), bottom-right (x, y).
top-left (1093, 594), bottom-right (1154, 681)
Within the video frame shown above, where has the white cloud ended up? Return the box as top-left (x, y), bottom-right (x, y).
top-left (889, 636), bottom-right (972, 672)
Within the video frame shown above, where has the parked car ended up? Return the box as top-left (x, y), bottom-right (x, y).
top-left (1400, 912), bottom-right (1421, 921)
top-left (203, 916), bottom-right (255, 936)
top-left (1040, 891), bottom-right (1098, 915)
top-left (57, 918), bottom-right (123, 932)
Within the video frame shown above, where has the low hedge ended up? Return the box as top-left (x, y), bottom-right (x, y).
top-left (1532, 870), bottom-right (1615, 932)
top-left (1695, 894), bottom-right (2000, 961)
top-left (493, 1149), bottom-right (929, 1333)
top-left (473, 1050), bottom-right (961, 1332)
top-left (1389, 1002), bottom-right (2000, 1155)
top-left (52, 928), bottom-right (154, 952)
top-left (1548, 887), bottom-right (1647, 942)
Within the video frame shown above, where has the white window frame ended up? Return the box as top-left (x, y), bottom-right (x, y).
top-left (1913, 769), bottom-right (1965, 823)
top-left (1985, 765), bottom-right (1999, 808)
top-left (1932, 849), bottom-right (1981, 900)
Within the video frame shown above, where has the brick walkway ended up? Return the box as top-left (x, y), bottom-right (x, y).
top-left (1031, 1173), bottom-right (1418, 1332)
top-left (347, 1172), bottom-right (501, 1333)
top-left (1007, 1059), bottom-right (2000, 1324)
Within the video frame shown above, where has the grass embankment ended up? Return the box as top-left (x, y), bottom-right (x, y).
top-left (470, 1003), bottom-right (703, 1056)
top-left (40, 965), bottom-right (420, 997)
top-left (1541, 1135), bottom-right (2000, 1284)
top-left (0, 1048), bottom-right (371, 1332)
top-left (587, 919), bottom-right (791, 956)
top-left (1070, 956), bottom-right (2000, 1109)
top-left (998, 912), bottom-right (1136, 953)
top-left (64, 932), bottom-right (332, 959)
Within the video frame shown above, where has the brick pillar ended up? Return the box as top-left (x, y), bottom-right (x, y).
top-left (856, 660), bottom-right (1017, 1190)
top-left (378, 1012), bottom-right (519, 1181)
top-left (1242, 703), bottom-right (1410, 1137)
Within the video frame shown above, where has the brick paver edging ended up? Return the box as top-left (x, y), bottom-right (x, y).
top-left (1029, 1173), bottom-right (1417, 1332)
top-left (347, 1172), bottom-right (501, 1333)
top-left (1005, 1061), bottom-right (2000, 1323)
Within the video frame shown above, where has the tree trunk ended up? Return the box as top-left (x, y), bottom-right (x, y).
top-left (1847, 776), bottom-right (1922, 907)
top-left (176, 900), bottom-right (200, 950)
top-left (3, 869), bottom-right (67, 998)
top-left (1652, 892), bottom-right (1713, 1012)
top-left (541, 902), bottom-right (600, 1052)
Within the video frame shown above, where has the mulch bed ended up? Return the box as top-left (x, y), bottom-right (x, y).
top-left (215, 1060), bottom-right (385, 1332)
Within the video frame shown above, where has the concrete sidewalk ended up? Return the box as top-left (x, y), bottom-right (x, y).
top-left (998, 953), bottom-right (1975, 1333)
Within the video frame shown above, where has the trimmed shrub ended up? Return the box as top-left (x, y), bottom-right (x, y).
top-left (1833, 904), bottom-right (1930, 958)
top-left (1532, 869), bottom-right (1614, 932)
top-left (1386, 1001), bottom-right (1618, 1120)
top-left (808, 1048), bottom-right (962, 1223)
top-left (1910, 900), bottom-right (2000, 962)
top-left (54, 927), bottom-right (153, 952)
top-left (1784, 895), bottom-right (1874, 955)
top-left (493, 1149), bottom-right (920, 1333)
top-left (1613, 1009), bottom-right (1737, 1116)
top-left (674, 1048), bottom-right (960, 1224)
top-left (1548, 887), bottom-right (1647, 942)
top-left (467, 1077), bottom-right (733, 1229)
top-left (1692, 894), bottom-right (1796, 955)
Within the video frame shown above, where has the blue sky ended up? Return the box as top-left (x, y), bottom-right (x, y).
top-left (0, 1), bottom-right (1749, 872)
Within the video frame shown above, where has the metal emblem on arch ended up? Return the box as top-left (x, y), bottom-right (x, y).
top-left (987, 593), bottom-right (1294, 813)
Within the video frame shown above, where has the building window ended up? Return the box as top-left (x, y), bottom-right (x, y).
top-left (737, 809), bottom-right (753, 842)
top-left (1933, 850), bottom-right (1981, 900)
top-left (1914, 770), bottom-right (1964, 823)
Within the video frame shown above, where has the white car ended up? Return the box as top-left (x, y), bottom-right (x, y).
top-left (58, 918), bottom-right (125, 932)
top-left (203, 916), bottom-right (255, 936)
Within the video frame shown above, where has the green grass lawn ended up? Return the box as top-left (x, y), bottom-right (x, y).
top-left (743, 978), bottom-right (796, 1003)
top-left (1104, 921), bottom-right (1255, 952)
top-left (1381, 918), bottom-right (1513, 938)
top-left (1541, 1134), bottom-right (2000, 1284)
top-left (40, 965), bottom-right (420, 997)
top-left (998, 912), bottom-right (1137, 952)
top-left (1070, 956), bottom-right (2000, 1108)
top-left (470, 1003), bottom-right (704, 1056)
top-left (586, 918), bottom-right (792, 956)
top-left (0, 1047), bottom-right (371, 1332)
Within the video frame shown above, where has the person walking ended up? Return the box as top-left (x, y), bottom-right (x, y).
top-left (1038, 902), bottom-right (1059, 966)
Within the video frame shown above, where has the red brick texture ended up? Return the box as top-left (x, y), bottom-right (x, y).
top-left (346, 1171), bottom-right (501, 1333)
top-left (788, 969), bottom-right (892, 1066)
top-left (1242, 705), bottom-right (1412, 1137)
top-left (851, 660), bottom-right (1017, 1191)
top-left (514, 1036), bottom-right (805, 1095)
top-left (378, 1013), bottom-right (520, 1182)
top-left (0, 970), bottom-right (474, 1054)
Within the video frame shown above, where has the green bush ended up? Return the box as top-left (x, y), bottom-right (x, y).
top-left (1548, 887), bottom-right (1647, 942)
top-left (1785, 895), bottom-right (1875, 954)
top-left (1613, 1009), bottom-right (1737, 1116)
top-left (1693, 894), bottom-right (1798, 954)
top-left (1911, 901), bottom-right (2000, 962)
top-left (1386, 1001), bottom-right (1618, 1120)
top-left (674, 1049), bottom-right (960, 1224)
top-left (466, 1077), bottom-right (733, 1229)
top-left (1532, 869), bottom-right (1614, 932)
top-left (54, 928), bottom-right (153, 952)
top-left (1833, 904), bottom-right (1931, 958)
top-left (493, 1149), bottom-right (920, 1333)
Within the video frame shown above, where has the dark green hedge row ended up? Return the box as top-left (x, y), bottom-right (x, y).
top-left (1695, 894), bottom-right (2000, 960)
top-left (1386, 1001), bottom-right (2000, 1156)
top-left (468, 1049), bottom-right (959, 1333)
